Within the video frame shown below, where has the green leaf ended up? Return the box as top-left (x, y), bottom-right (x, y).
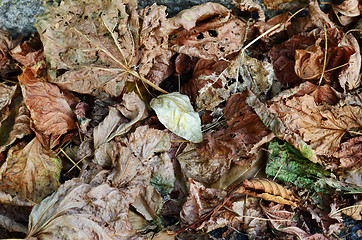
top-left (150, 92), bottom-right (202, 143)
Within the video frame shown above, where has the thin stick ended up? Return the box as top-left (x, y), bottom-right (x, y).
top-left (59, 148), bottom-right (81, 171)
top-left (318, 24), bottom-right (328, 86)
top-left (329, 205), bottom-right (362, 218)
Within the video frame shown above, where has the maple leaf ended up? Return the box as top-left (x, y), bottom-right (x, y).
top-left (269, 94), bottom-right (362, 157)
top-left (35, 0), bottom-right (166, 97)
top-left (19, 68), bottom-right (77, 149)
top-left (0, 138), bottom-right (61, 205)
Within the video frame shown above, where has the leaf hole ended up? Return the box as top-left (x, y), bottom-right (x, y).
top-left (197, 32), bottom-right (204, 40)
top-left (208, 30), bottom-right (218, 37)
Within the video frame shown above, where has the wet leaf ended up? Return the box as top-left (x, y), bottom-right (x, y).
top-left (26, 179), bottom-right (141, 239)
top-left (0, 138), bottom-right (61, 204)
top-left (19, 68), bottom-right (77, 149)
top-left (150, 92), bottom-right (202, 143)
top-left (235, 178), bottom-right (300, 207)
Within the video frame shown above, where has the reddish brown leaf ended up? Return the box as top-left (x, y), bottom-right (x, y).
top-left (293, 81), bottom-right (339, 105)
top-left (333, 136), bottom-right (362, 168)
top-left (19, 68), bottom-right (78, 149)
top-left (332, 0), bottom-right (361, 25)
top-left (177, 91), bottom-right (271, 184)
top-left (0, 30), bottom-right (20, 78)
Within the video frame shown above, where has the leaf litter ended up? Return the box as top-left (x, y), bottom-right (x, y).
top-left (0, 0), bottom-right (361, 239)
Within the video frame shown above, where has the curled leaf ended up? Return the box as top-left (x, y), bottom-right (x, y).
top-left (235, 178), bottom-right (300, 207)
top-left (341, 200), bottom-right (362, 221)
top-left (150, 92), bottom-right (202, 143)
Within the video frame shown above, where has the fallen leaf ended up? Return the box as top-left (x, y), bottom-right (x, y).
top-left (10, 33), bottom-right (46, 76)
top-left (0, 82), bottom-right (17, 130)
top-left (19, 68), bottom-right (77, 149)
top-left (180, 179), bottom-right (268, 237)
top-left (26, 179), bottom-right (141, 239)
top-left (232, 0), bottom-right (265, 21)
top-left (269, 94), bottom-right (362, 157)
top-left (169, 3), bottom-right (246, 61)
top-left (0, 138), bottom-right (61, 204)
top-left (93, 92), bottom-right (147, 148)
top-left (338, 33), bottom-right (361, 91)
top-left (261, 203), bottom-right (328, 240)
top-left (235, 178), bottom-right (300, 207)
top-left (0, 30), bottom-right (20, 78)
top-left (341, 200), bottom-right (362, 221)
top-left (262, 0), bottom-right (307, 10)
top-left (132, 185), bottom-right (163, 221)
top-left (332, 0), bottom-right (361, 25)
top-left (177, 91), bottom-right (271, 184)
top-left (0, 214), bottom-right (27, 234)
top-left (126, 125), bottom-right (175, 196)
top-left (334, 136), bottom-right (362, 168)
top-left (0, 103), bottom-right (31, 152)
top-left (138, 4), bottom-right (173, 86)
top-left (34, 0), bottom-right (140, 97)
top-left (150, 92), bottom-right (202, 143)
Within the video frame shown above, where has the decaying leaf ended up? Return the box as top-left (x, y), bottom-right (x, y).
top-left (233, 0), bottom-right (265, 21)
top-left (138, 4), bottom-right (173, 86)
top-left (332, 0), bottom-right (361, 26)
top-left (0, 214), bottom-right (27, 234)
top-left (269, 94), bottom-right (362, 157)
top-left (150, 92), bottom-right (202, 143)
top-left (169, 3), bottom-right (246, 61)
top-left (35, 0), bottom-right (140, 97)
top-left (19, 68), bottom-right (77, 149)
top-left (235, 178), bottom-right (300, 207)
top-left (262, 0), bottom-right (307, 10)
top-left (0, 82), bottom-right (17, 132)
top-left (180, 179), bottom-right (268, 237)
top-left (93, 92), bottom-right (147, 148)
top-left (0, 103), bottom-right (31, 152)
top-left (0, 138), bottom-right (61, 204)
top-left (341, 200), bottom-right (362, 221)
top-left (126, 125), bottom-right (175, 196)
top-left (261, 203), bottom-right (328, 240)
top-left (0, 30), bottom-right (20, 78)
top-left (26, 179), bottom-right (141, 239)
top-left (334, 136), bottom-right (362, 168)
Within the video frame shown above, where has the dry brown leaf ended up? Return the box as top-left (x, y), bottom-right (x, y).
top-left (261, 203), bottom-right (328, 240)
top-left (339, 33), bottom-right (361, 91)
top-left (262, 0), bottom-right (307, 10)
top-left (0, 82), bottom-right (17, 130)
top-left (332, 0), bottom-right (361, 25)
top-left (232, 0), bottom-right (265, 21)
top-left (19, 68), bottom-right (77, 149)
top-left (294, 28), bottom-right (356, 85)
top-left (34, 0), bottom-right (140, 97)
top-left (235, 178), bottom-right (300, 207)
top-left (139, 4), bottom-right (173, 86)
top-left (26, 179), bottom-right (142, 239)
top-left (180, 179), bottom-right (268, 237)
top-left (0, 138), bottom-right (61, 205)
top-left (177, 91), bottom-right (271, 184)
top-left (334, 136), bottom-right (362, 168)
top-left (0, 103), bottom-right (31, 153)
top-left (93, 92), bottom-right (147, 148)
top-left (341, 200), bottom-right (362, 220)
top-left (269, 94), bottom-right (362, 157)
top-left (0, 30), bottom-right (20, 78)
top-left (10, 34), bottom-right (46, 76)
top-left (169, 3), bottom-right (246, 61)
